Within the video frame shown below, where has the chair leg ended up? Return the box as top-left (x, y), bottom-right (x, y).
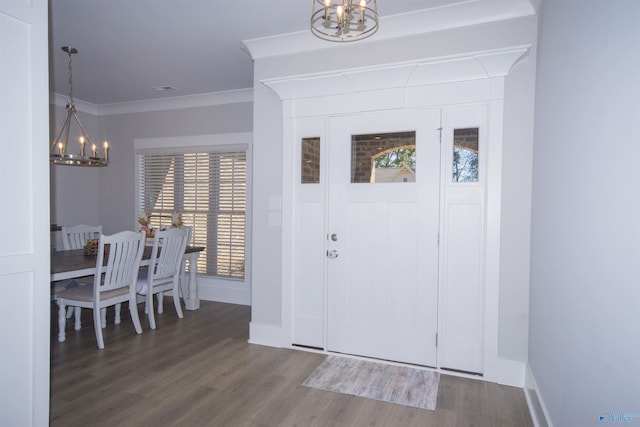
top-left (57, 301), bottom-right (67, 343)
top-left (179, 259), bottom-right (187, 298)
top-left (100, 307), bottom-right (107, 328)
top-left (115, 303), bottom-right (121, 324)
top-left (157, 292), bottom-right (164, 314)
top-left (93, 307), bottom-right (105, 349)
top-left (147, 293), bottom-right (156, 330)
top-left (66, 306), bottom-right (74, 318)
top-left (173, 283), bottom-right (184, 319)
top-left (130, 299), bottom-right (143, 334)
top-left (74, 307), bottom-right (81, 331)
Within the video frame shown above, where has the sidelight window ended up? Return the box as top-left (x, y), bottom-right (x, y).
top-left (301, 137), bottom-right (321, 184)
top-left (453, 128), bottom-right (479, 182)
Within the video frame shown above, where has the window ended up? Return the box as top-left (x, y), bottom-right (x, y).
top-left (139, 150), bottom-right (246, 280)
top-left (301, 137), bottom-right (321, 184)
top-left (351, 131), bottom-right (416, 183)
top-left (453, 128), bottom-right (479, 182)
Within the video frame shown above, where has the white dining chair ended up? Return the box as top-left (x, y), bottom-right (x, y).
top-left (136, 227), bottom-right (189, 329)
top-left (61, 224), bottom-right (102, 250)
top-left (55, 225), bottom-right (104, 329)
top-left (56, 230), bottom-right (146, 349)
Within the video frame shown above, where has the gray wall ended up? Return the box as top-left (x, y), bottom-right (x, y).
top-left (50, 102), bottom-right (253, 235)
top-left (529, 1), bottom-right (640, 425)
top-left (251, 15), bottom-right (538, 362)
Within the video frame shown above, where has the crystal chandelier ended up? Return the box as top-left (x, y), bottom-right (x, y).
top-left (50, 46), bottom-right (109, 167)
top-left (311, 0), bottom-right (379, 42)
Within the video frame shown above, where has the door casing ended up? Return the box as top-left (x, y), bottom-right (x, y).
top-left (271, 47), bottom-right (531, 383)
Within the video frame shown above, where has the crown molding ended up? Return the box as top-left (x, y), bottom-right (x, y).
top-left (242, 0), bottom-right (535, 60)
top-left (50, 88), bottom-right (253, 116)
top-left (262, 45), bottom-right (531, 101)
top-left (50, 93), bottom-right (100, 115)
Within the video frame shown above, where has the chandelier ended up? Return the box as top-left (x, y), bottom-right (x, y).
top-left (311, 0), bottom-right (379, 42)
top-left (50, 46), bottom-right (109, 167)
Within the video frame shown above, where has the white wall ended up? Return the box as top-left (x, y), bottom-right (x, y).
top-left (529, 1), bottom-right (640, 425)
top-left (499, 49), bottom-right (537, 362)
top-left (250, 15), bottom-right (538, 365)
top-left (251, 81), bottom-right (284, 326)
top-left (50, 102), bottom-right (253, 234)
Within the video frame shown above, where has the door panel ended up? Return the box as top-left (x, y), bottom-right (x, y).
top-left (327, 108), bottom-right (441, 366)
top-left (0, 0), bottom-right (50, 424)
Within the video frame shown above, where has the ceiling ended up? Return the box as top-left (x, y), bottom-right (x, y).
top-left (49, 0), bottom-right (475, 105)
top-left (50, 0), bottom-right (538, 106)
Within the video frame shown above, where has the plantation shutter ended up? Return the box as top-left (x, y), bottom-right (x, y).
top-left (139, 150), bottom-right (246, 280)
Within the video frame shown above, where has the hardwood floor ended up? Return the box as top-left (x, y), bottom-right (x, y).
top-left (50, 301), bottom-right (533, 426)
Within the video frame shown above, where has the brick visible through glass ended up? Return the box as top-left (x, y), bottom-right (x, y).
top-left (301, 137), bottom-right (321, 184)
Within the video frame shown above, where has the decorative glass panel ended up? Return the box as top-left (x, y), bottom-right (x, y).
top-left (301, 137), bottom-right (321, 184)
top-left (351, 131), bottom-right (416, 183)
top-left (453, 128), bottom-right (479, 182)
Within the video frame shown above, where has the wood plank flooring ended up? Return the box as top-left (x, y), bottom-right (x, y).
top-left (50, 301), bottom-right (533, 426)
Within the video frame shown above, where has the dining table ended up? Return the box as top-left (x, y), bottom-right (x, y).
top-left (51, 245), bottom-right (205, 310)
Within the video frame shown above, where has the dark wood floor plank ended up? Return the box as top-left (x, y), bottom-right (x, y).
top-left (50, 300), bottom-right (533, 427)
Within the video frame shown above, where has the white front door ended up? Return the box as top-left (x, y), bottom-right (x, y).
top-left (326, 108), bottom-right (441, 366)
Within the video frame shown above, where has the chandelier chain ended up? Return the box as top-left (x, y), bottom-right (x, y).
top-left (67, 49), bottom-right (73, 102)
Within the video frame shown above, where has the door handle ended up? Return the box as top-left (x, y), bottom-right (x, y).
top-left (327, 249), bottom-right (339, 259)
top-left (329, 233), bottom-right (338, 242)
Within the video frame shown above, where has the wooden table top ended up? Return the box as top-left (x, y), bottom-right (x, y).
top-left (51, 246), bottom-right (205, 275)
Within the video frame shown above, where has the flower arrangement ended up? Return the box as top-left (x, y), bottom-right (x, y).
top-left (84, 239), bottom-right (98, 255)
top-left (171, 211), bottom-right (183, 228)
top-left (138, 211), bottom-right (183, 236)
top-left (138, 212), bottom-right (154, 237)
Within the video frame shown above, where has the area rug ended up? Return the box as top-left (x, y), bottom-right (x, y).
top-left (302, 355), bottom-right (439, 411)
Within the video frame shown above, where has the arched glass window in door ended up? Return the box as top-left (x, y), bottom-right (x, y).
top-left (351, 131), bottom-right (416, 183)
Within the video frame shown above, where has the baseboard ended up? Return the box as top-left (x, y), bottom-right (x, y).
top-left (197, 282), bottom-right (251, 306)
top-left (485, 357), bottom-right (526, 387)
top-left (525, 364), bottom-right (553, 427)
top-left (186, 275), bottom-right (251, 306)
top-left (248, 322), bottom-right (283, 347)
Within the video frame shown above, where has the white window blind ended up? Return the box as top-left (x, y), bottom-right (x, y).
top-left (139, 150), bottom-right (246, 280)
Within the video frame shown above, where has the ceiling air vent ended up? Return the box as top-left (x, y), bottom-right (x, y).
top-left (152, 85), bottom-right (177, 92)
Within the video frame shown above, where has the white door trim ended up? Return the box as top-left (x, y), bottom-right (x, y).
top-left (270, 47), bottom-right (530, 385)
